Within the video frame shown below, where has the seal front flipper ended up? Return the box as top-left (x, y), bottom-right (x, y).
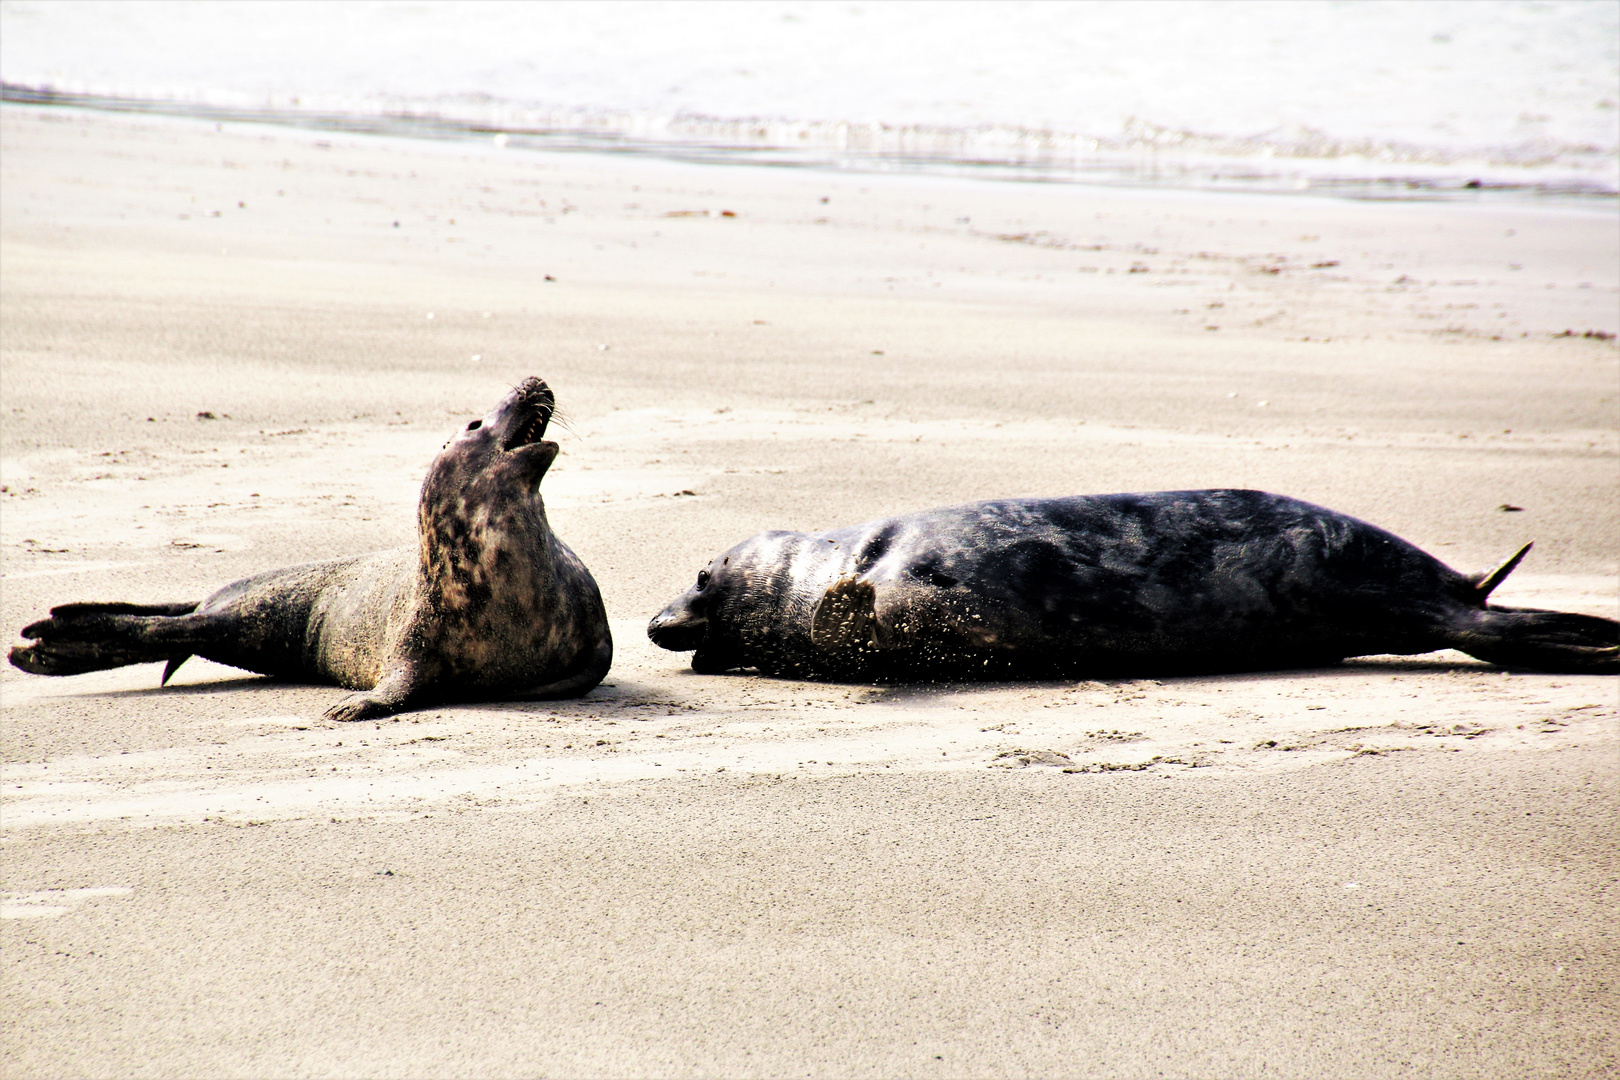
top-left (323, 662), bottom-right (432, 723)
top-left (810, 577), bottom-right (894, 653)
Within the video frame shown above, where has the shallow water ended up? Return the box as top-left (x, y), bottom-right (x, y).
top-left (2, 0), bottom-right (1616, 198)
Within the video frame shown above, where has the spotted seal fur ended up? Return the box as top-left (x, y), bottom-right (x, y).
top-left (648, 489), bottom-right (1617, 679)
top-left (10, 377), bottom-right (612, 721)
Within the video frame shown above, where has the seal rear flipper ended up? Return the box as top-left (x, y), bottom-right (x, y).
top-left (8, 638), bottom-right (174, 677)
top-left (1450, 607), bottom-right (1620, 674)
top-left (10, 603), bottom-right (207, 679)
top-left (1468, 542), bottom-right (1534, 602)
top-left (161, 656), bottom-right (192, 685)
top-left (44, 600), bottom-right (202, 621)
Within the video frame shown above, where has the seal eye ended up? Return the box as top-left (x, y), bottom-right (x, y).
top-left (466, 420), bottom-right (482, 431)
top-left (696, 570), bottom-right (710, 590)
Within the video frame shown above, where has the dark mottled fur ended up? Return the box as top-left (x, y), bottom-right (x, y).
top-left (10, 378), bottom-right (613, 721)
top-left (648, 490), bottom-right (1618, 680)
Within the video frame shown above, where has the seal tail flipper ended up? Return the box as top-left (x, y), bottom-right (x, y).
top-left (1469, 541), bottom-right (1534, 602)
top-left (1448, 606), bottom-right (1620, 674)
top-left (9, 601), bottom-right (204, 680)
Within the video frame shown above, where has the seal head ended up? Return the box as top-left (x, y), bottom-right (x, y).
top-left (649, 555), bottom-right (743, 674)
top-left (649, 529), bottom-right (851, 676)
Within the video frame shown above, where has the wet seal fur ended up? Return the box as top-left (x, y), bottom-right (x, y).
top-left (10, 378), bottom-right (612, 721)
top-left (649, 489), bottom-right (1618, 680)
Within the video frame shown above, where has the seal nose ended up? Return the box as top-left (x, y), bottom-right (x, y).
top-left (647, 599), bottom-right (706, 652)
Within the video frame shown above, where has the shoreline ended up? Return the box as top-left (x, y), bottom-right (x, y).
top-left (6, 90), bottom-right (1616, 205)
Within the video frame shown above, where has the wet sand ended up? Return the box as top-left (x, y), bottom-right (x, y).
top-left (2, 104), bottom-right (1616, 1078)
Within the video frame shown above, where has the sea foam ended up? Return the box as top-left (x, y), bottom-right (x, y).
top-left (2, 0), bottom-right (1614, 198)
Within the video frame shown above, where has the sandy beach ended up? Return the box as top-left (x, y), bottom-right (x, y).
top-left (2, 104), bottom-right (1616, 1077)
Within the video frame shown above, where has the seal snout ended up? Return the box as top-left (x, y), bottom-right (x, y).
top-left (648, 599), bottom-right (707, 652)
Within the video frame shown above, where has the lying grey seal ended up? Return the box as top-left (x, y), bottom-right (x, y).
top-left (648, 489), bottom-right (1618, 679)
top-left (10, 378), bottom-right (612, 721)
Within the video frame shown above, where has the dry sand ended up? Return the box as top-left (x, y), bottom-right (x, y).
top-left (2, 104), bottom-right (1616, 1077)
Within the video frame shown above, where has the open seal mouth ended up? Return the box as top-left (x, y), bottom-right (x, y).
top-left (505, 407), bottom-right (551, 451)
top-left (502, 378), bottom-right (556, 451)
top-left (429, 377), bottom-right (564, 498)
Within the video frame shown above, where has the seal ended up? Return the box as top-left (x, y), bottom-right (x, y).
top-left (648, 489), bottom-right (1618, 679)
top-left (10, 377), bottom-right (613, 721)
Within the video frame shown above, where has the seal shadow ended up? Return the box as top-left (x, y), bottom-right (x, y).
top-left (43, 671), bottom-right (321, 702)
top-left (483, 677), bottom-right (674, 713)
top-left (681, 653), bottom-right (1507, 708)
top-left (23, 655), bottom-right (1514, 714)
top-left (18, 669), bottom-right (667, 718)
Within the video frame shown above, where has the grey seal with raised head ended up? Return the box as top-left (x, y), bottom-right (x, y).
top-left (648, 489), bottom-right (1617, 679)
top-left (11, 377), bottom-right (612, 720)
